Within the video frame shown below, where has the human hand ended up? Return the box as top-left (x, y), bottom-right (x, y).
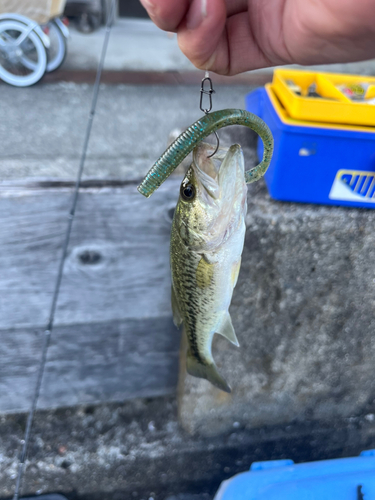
top-left (140, 0), bottom-right (375, 75)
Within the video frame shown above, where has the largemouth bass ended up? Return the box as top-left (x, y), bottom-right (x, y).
top-left (170, 142), bottom-right (247, 393)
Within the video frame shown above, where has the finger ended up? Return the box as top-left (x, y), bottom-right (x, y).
top-left (139, 0), bottom-right (190, 32)
top-left (224, 0), bottom-right (247, 17)
top-left (177, 0), bottom-right (227, 70)
top-left (178, 3), bottom-right (276, 75)
top-left (223, 12), bottom-right (279, 74)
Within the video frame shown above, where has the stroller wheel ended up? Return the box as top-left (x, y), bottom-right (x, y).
top-left (0, 18), bottom-right (47, 87)
top-left (45, 20), bottom-right (68, 72)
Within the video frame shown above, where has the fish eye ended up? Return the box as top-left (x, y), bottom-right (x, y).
top-left (181, 183), bottom-right (196, 201)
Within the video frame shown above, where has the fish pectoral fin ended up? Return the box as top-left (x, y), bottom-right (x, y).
top-left (231, 258), bottom-right (242, 288)
top-left (217, 313), bottom-right (239, 347)
top-left (196, 256), bottom-right (215, 289)
top-left (186, 351), bottom-right (231, 393)
top-left (171, 286), bottom-right (183, 327)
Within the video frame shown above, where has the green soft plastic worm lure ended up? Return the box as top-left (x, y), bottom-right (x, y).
top-left (137, 108), bottom-right (274, 198)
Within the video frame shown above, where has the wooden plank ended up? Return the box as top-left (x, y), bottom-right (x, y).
top-left (0, 179), bottom-right (181, 412)
top-left (0, 179), bottom-right (180, 330)
top-left (0, 317), bottom-right (179, 412)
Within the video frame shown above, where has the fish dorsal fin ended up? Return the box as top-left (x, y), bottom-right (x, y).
top-left (217, 313), bottom-right (239, 347)
top-left (196, 256), bottom-right (215, 289)
top-left (171, 286), bottom-right (183, 327)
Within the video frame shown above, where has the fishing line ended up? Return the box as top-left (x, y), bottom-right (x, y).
top-left (12, 1), bottom-right (116, 498)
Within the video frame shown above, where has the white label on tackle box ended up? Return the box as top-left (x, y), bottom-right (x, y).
top-left (329, 169), bottom-right (375, 203)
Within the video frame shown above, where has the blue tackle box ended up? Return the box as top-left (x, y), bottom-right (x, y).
top-left (214, 450), bottom-right (375, 500)
top-left (246, 85), bottom-right (375, 208)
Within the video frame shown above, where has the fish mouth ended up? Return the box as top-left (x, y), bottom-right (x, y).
top-left (192, 142), bottom-right (228, 199)
top-left (192, 142), bottom-right (244, 200)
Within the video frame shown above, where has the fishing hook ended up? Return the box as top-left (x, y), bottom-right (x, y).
top-left (200, 74), bottom-right (220, 158)
top-left (138, 108), bottom-right (274, 198)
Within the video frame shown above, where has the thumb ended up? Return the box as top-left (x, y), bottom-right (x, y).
top-left (177, 0), bottom-right (228, 73)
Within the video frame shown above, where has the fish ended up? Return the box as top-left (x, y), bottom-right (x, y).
top-left (170, 142), bottom-right (248, 393)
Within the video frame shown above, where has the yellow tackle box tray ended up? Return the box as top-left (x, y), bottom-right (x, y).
top-left (272, 69), bottom-right (375, 126)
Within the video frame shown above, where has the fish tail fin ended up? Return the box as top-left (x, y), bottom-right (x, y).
top-left (186, 352), bottom-right (231, 393)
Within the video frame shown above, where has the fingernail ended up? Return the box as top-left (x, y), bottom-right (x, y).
top-left (186, 0), bottom-right (206, 30)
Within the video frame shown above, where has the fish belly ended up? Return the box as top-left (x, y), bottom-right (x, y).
top-left (171, 219), bottom-right (246, 362)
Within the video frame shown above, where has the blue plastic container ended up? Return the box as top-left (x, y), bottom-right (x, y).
top-left (214, 450), bottom-right (375, 500)
top-left (246, 86), bottom-right (375, 208)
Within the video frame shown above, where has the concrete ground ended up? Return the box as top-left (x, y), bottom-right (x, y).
top-left (64, 18), bottom-right (195, 72)
top-left (0, 83), bottom-right (254, 182)
top-left (2, 395), bottom-right (374, 499)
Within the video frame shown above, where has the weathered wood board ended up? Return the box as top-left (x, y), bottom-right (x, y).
top-left (1, 318), bottom-right (179, 411)
top-left (0, 179), bottom-right (181, 412)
